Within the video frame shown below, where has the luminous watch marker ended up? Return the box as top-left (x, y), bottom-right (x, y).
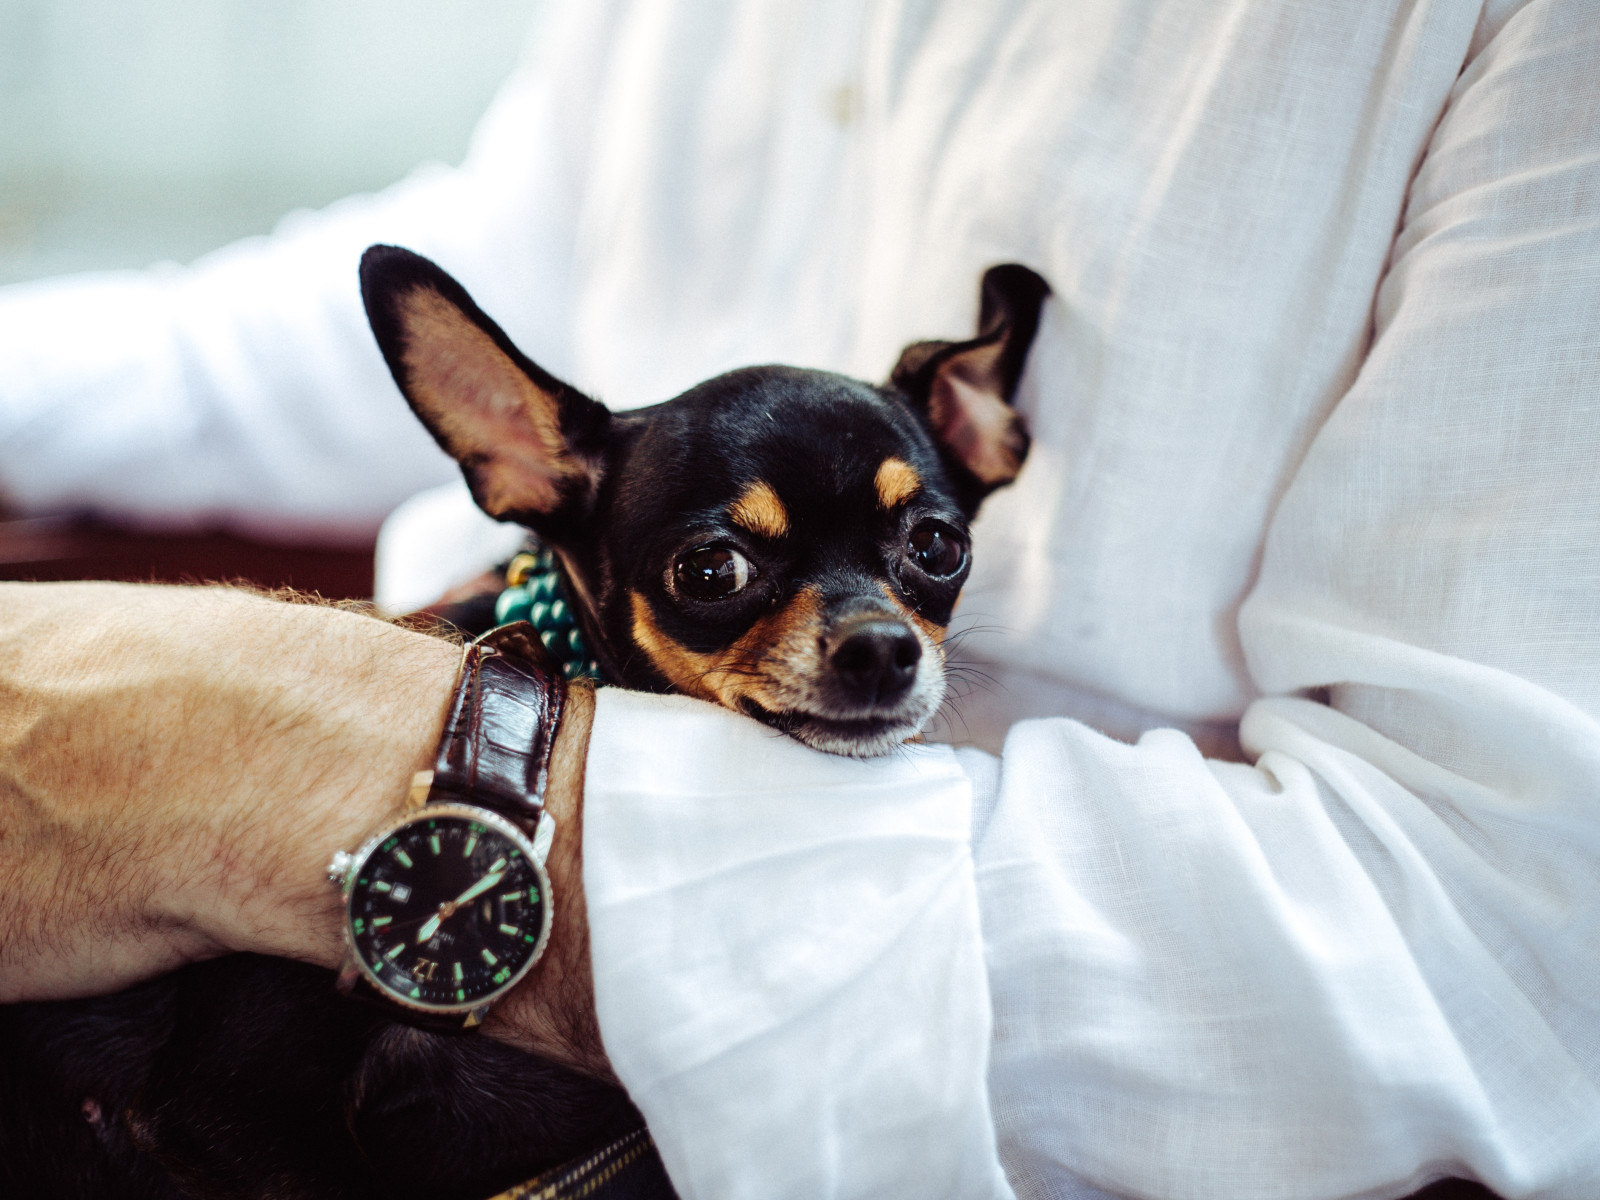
top-left (372, 916), bottom-right (392, 928)
top-left (394, 848), bottom-right (414, 869)
top-left (501, 891), bottom-right (522, 903)
top-left (409, 986), bottom-right (422, 999)
top-left (385, 944), bottom-right (405, 961)
top-left (498, 923), bottom-right (519, 936)
top-left (481, 948), bottom-right (498, 966)
top-left (373, 881), bottom-right (392, 893)
top-left (463, 834), bottom-right (478, 857)
top-left (456, 989), bottom-right (466, 1003)
top-left (429, 835), bottom-right (441, 856)
top-left (452, 961), bottom-right (464, 983)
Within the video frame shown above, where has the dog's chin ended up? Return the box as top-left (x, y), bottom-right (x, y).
top-left (739, 699), bottom-right (935, 758)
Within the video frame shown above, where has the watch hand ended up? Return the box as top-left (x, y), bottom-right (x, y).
top-left (449, 859), bottom-right (508, 907)
top-left (414, 859), bottom-right (509, 944)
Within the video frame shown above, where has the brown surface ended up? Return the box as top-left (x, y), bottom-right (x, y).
top-left (0, 515), bottom-right (375, 600)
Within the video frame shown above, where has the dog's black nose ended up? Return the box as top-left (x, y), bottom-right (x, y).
top-left (829, 619), bottom-right (921, 705)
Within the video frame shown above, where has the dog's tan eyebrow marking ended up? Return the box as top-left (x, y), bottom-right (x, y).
top-left (875, 458), bottom-right (921, 509)
top-left (729, 480), bottom-right (789, 539)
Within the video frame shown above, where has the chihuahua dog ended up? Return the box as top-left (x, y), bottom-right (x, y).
top-left (0, 253), bottom-right (1048, 1200)
top-left (360, 244), bottom-right (1049, 755)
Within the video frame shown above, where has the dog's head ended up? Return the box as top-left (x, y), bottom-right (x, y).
top-left (361, 246), bottom-right (1048, 756)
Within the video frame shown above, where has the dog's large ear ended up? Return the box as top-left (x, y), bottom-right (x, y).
top-left (889, 264), bottom-right (1051, 502)
top-left (359, 244), bottom-right (610, 527)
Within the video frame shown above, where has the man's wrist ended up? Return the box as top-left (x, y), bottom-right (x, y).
top-left (209, 602), bottom-right (609, 1077)
top-left (481, 681), bottom-right (612, 1080)
top-left (157, 590), bottom-right (464, 975)
top-left (0, 581), bottom-right (610, 1080)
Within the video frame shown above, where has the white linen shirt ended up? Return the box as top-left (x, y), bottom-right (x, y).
top-left (3, 1), bottom-right (1599, 1197)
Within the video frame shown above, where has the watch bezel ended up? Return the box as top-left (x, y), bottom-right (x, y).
top-left (337, 802), bottom-right (555, 1016)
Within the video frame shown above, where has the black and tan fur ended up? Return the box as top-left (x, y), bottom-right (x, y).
top-left (0, 251), bottom-right (1049, 1199)
top-left (362, 245), bottom-right (1050, 755)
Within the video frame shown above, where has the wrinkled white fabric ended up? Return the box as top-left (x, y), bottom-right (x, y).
top-left (6, 0), bottom-right (1600, 1197)
top-left (373, 482), bottom-right (525, 615)
top-left (585, 691), bottom-right (1013, 1199)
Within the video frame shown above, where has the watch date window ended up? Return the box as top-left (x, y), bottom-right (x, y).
top-left (390, 882), bottom-right (412, 904)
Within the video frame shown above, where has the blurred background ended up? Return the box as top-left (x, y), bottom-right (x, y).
top-left (0, 0), bottom-right (538, 596)
top-left (0, 0), bottom-right (536, 282)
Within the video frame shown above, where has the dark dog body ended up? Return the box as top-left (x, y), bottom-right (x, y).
top-left (0, 958), bottom-right (640, 1199)
top-left (0, 252), bottom-right (1048, 1198)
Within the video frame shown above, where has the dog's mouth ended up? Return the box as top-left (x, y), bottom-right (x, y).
top-left (738, 698), bottom-right (928, 758)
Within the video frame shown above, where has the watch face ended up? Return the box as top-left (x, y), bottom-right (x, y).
top-left (345, 807), bottom-right (551, 1011)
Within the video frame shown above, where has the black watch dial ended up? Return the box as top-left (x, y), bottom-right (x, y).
top-left (347, 811), bottom-right (549, 1009)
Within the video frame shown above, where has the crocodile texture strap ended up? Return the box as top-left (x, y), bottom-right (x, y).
top-left (427, 622), bottom-right (568, 831)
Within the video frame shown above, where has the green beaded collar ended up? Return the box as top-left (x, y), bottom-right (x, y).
top-left (492, 545), bottom-right (603, 682)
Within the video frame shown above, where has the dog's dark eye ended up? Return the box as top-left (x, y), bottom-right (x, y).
top-left (675, 545), bottom-right (754, 600)
top-left (907, 522), bottom-right (967, 578)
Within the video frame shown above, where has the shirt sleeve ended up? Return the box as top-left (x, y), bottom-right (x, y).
top-left (581, 5), bottom-right (1600, 1198)
top-left (0, 0), bottom-right (614, 539)
top-left (584, 691), bottom-right (1014, 1200)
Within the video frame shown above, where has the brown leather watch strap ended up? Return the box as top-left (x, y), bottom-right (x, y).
top-left (428, 622), bottom-right (568, 830)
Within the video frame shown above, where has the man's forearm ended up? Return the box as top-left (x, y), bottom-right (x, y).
top-left (0, 582), bottom-right (458, 993)
top-left (0, 582), bottom-right (603, 1074)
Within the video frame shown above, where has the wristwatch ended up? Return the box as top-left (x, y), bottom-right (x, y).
top-left (326, 624), bottom-right (566, 1031)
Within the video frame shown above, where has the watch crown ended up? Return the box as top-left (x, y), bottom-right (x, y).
top-left (326, 850), bottom-right (356, 889)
